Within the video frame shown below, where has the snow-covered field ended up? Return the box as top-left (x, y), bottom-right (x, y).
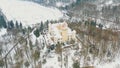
top-left (0, 0), bottom-right (63, 26)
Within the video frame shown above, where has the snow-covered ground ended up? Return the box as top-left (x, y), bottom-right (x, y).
top-left (95, 49), bottom-right (120, 68)
top-left (105, 0), bottom-right (113, 5)
top-left (0, 0), bottom-right (63, 26)
top-left (0, 28), bottom-right (7, 36)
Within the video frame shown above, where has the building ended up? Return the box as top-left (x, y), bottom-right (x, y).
top-left (48, 21), bottom-right (76, 43)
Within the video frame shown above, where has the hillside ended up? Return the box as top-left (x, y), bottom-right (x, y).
top-left (66, 0), bottom-right (120, 29)
top-left (0, 0), bottom-right (120, 68)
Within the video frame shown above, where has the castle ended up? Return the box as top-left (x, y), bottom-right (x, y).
top-left (48, 22), bottom-right (76, 44)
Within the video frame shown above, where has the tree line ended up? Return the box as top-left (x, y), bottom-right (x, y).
top-left (0, 15), bottom-right (23, 29)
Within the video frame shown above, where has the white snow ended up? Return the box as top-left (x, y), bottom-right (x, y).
top-left (56, 2), bottom-right (69, 7)
top-left (105, 0), bottom-right (113, 5)
top-left (96, 62), bottom-right (120, 68)
top-left (43, 54), bottom-right (61, 68)
top-left (0, 28), bottom-right (7, 36)
top-left (0, 0), bottom-right (63, 26)
top-left (96, 51), bottom-right (120, 68)
top-left (56, 0), bottom-right (76, 8)
top-left (56, 2), bottom-right (64, 7)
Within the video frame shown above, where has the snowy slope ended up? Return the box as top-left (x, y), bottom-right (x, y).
top-left (0, 28), bottom-right (6, 36)
top-left (0, 0), bottom-right (63, 25)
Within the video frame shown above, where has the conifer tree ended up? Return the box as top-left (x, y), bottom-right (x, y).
top-left (20, 22), bottom-right (22, 29)
top-left (39, 21), bottom-right (44, 33)
top-left (0, 16), bottom-right (7, 28)
top-left (98, 23), bottom-right (103, 29)
top-left (34, 28), bottom-right (40, 37)
top-left (8, 20), bottom-right (14, 29)
top-left (15, 21), bottom-right (19, 29)
top-left (10, 20), bottom-right (14, 28)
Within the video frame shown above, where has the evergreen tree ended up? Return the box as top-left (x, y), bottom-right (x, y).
top-left (0, 16), bottom-right (7, 28)
top-left (39, 21), bottom-right (44, 33)
top-left (91, 21), bottom-right (96, 27)
top-left (34, 28), bottom-right (40, 37)
top-left (45, 20), bottom-right (49, 28)
top-left (22, 29), bottom-right (26, 35)
top-left (7, 22), bottom-right (11, 29)
top-left (28, 26), bottom-right (32, 33)
top-left (0, 16), bottom-right (3, 28)
top-left (10, 20), bottom-right (14, 28)
top-left (8, 20), bottom-right (14, 29)
top-left (85, 21), bottom-right (89, 26)
top-left (98, 23), bottom-right (103, 29)
top-left (2, 20), bottom-right (7, 28)
top-left (15, 21), bottom-right (19, 29)
top-left (20, 22), bottom-right (22, 29)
